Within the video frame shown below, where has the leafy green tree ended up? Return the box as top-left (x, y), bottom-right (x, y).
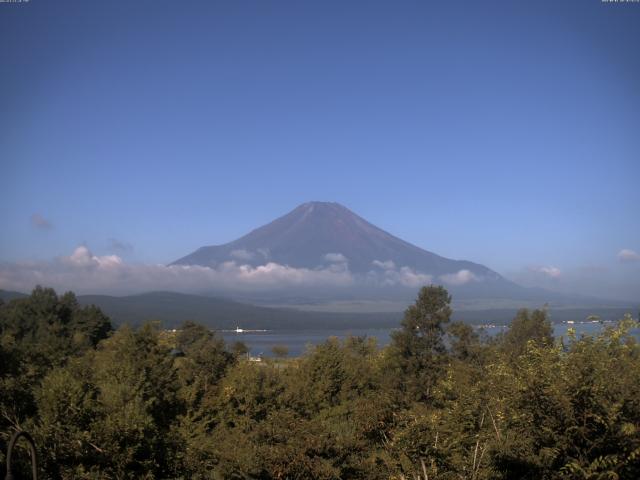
top-left (271, 344), bottom-right (289, 359)
top-left (89, 323), bottom-right (180, 478)
top-left (191, 360), bottom-right (287, 478)
top-left (295, 337), bottom-right (349, 412)
top-left (3, 285), bottom-right (640, 480)
top-left (231, 340), bottom-right (249, 358)
top-left (0, 286), bottom-right (112, 468)
top-left (175, 321), bottom-right (234, 397)
top-left (501, 308), bottom-right (554, 358)
top-left (170, 321), bottom-right (235, 476)
top-left (558, 316), bottom-right (640, 480)
top-left (26, 322), bottom-right (185, 478)
top-left (33, 357), bottom-right (101, 479)
top-left (447, 320), bottom-right (481, 362)
top-left (385, 285), bottom-right (452, 402)
top-left (70, 303), bottom-right (113, 349)
top-left (488, 315), bottom-right (640, 479)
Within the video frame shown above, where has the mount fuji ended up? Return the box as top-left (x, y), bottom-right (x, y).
top-left (170, 202), bottom-right (538, 303)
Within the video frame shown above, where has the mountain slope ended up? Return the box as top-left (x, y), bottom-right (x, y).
top-left (172, 201), bottom-right (506, 281)
top-left (166, 202), bottom-right (638, 307)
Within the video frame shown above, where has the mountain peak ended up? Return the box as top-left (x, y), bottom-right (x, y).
top-left (170, 203), bottom-right (507, 292)
top-left (294, 201), bottom-right (349, 214)
top-left (288, 201), bottom-right (359, 225)
top-left (299, 201), bottom-right (343, 208)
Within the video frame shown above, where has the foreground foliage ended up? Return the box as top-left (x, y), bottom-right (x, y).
top-left (1, 286), bottom-right (639, 479)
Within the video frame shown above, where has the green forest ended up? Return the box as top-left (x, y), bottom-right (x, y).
top-left (1, 286), bottom-right (639, 479)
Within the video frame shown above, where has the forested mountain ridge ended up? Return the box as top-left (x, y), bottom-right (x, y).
top-left (2, 288), bottom-right (632, 329)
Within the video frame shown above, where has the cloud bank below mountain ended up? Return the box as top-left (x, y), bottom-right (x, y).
top-left (0, 246), bottom-right (483, 296)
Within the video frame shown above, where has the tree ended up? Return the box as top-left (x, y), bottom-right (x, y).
top-left (447, 320), bottom-right (481, 362)
top-left (231, 340), bottom-right (249, 358)
top-left (174, 321), bottom-right (234, 409)
top-left (501, 308), bottom-right (553, 358)
top-left (271, 344), bottom-right (289, 359)
top-left (29, 322), bottom-right (184, 478)
top-left (0, 286), bottom-right (112, 469)
top-left (386, 285), bottom-right (452, 402)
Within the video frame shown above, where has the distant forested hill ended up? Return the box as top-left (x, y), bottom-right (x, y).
top-left (0, 289), bottom-right (28, 302)
top-left (76, 291), bottom-right (401, 329)
top-left (3, 288), bottom-right (634, 330)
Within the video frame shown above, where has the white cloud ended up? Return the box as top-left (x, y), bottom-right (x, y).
top-left (529, 265), bottom-right (562, 278)
top-left (506, 263), bottom-right (639, 302)
top-left (372, 259), bottom-right (396, 270)
top-left (0, 246), bottom-right (456, 295)
top-left (396, 267), bottom-right (433, 287)
top-left (0, 245), bottom-right (354, 295)
top-left (324, 253), bottom-right (347, 263)
top-left (64, 246), bottom-right (123, 268)
top-left (366, 264), bottom-right (432, 288)
top-left (230, 249), bottom-right (255, 261)
top-left (64, 245), bottom-right (94, 267)
top-left (618, 249), bottom-right (640, 263)
top-left (439, 269), bottom-right (478, 286)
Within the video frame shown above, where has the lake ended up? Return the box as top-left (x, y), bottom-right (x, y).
top-left (220, 321), bottom-right (638, 357)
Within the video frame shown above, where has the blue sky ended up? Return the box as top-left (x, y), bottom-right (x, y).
top-left (1, 1), bottom-right (639, 300)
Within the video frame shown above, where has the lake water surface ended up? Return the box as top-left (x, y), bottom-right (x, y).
top-left (220, 322), bottom-right (638, 357)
